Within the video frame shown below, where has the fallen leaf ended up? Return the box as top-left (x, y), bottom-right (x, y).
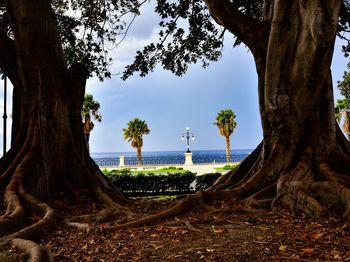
top-left (256, 236), bottom-right (264, 241)
top-left (279, 245), bottom-right (287, 251)
top-left (212, 228), bottom-right (224, 234)
top-left (149, 244), bottom-right (164, 250)
top-left (290, 254), bottom-right (300, 260)
top-left (301, 248), bottom-right (314, 253)
top-left (311, 232), bottom-right (324, 240)
top-left (334, 254), bottom-right (342, 260)
top-left (259, 226), bottom-right (270, 231)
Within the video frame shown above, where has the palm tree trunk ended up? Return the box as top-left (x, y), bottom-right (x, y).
top-left (225, 136), bottom-right (231, 162)
top-left (137, 147), bottom-right (142, 166)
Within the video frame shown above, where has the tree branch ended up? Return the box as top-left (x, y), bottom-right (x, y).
top-left (204, 0), bottom-right (270, 56)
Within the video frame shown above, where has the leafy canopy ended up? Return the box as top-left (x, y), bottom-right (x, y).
top-left (0, 0), bottom-right (145, 80)
top-left (122, 118), bottom-right (150, 149)
top-left (82, 93), bottom-right (102, 122)
top-left (214, 109), bottom-right (237, 138)
top-left (2, 0), bottom-right (350, 81)
top-left (123, 0), bottom-right (350, 79)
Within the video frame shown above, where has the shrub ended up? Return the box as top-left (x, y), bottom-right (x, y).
top-left (107, 171), bottom-right (222, 196)
top-left (102, 168), bottom-right (131, 177)
top-left (195, 173), bottom-right (222, 191)
top-left (109, 171), bottom-right (197, 195)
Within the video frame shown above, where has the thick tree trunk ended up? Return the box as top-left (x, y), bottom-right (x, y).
top-left (0, 0), bottom-right (129, 250)
top-left (206, 0), bottom-right (349, 219)
top-left (225, 136), bottom-right (230, 162)
top-left (85, 133), bottom-right (91, 153)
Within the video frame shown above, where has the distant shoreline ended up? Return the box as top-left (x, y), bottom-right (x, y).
top-left (91, 149), bottom-right (253, 155)
top-left (91, 149), bottom-right (252, 166)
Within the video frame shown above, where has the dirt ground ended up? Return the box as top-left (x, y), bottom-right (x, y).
top-left (6, 197), bottom-right (350, 261)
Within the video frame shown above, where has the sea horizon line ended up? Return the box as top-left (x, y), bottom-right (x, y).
top-left (91, 148), bottom-right (253, 154)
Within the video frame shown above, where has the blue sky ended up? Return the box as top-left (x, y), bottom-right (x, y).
top-left (84, 6), bottom-right (349, 153)
top-left (0, 5), bottom-right (348, 154)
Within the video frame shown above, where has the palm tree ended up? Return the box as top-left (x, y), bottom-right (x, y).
top-left (82, 94), bottom-right (102, 153)
top-left (123, 118), bottom-right (150, 165)
top-left (335, 99), bottom-right (350, 140)
top-left (214, 109), bottom-right (237, 162)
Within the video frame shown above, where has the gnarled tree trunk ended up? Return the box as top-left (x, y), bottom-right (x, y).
top-left (0, 0), bottom-right (129, 253)
top-left (205, 0), bottom-right (350, 218)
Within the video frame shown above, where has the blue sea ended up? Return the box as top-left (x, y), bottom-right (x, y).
top-left (91, 149), bottom-right (252, 166)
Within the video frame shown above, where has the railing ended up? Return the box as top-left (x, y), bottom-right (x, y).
top-left (192, 154), bottom-right (246, 164)
top-left (94, 154), bottom-right (248, 167)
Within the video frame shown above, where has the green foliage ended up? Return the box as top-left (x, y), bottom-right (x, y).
top-left (338, 62), bottom-right (350, 99)
top-left (107, 171), bottom-right (222, 195)
top-left (338, 1), bottom-right (350, 57)
top-left (336, 61), bottom-right (350, 132)
top-left (195, 173), bottom-right (222, 191)
top-left (50, 0), bottom-right (144, 79)
top-left (102, 168), bottom-right (131, 176)
top-left (153, 167), bottom-right (185, 173)
top-left (214, 109), bottom-right (237, 138)
top-left (82, 93), bottom-right (102, 122)
top-left (122, 0), bottom-right (223, 79)
top-left (109, 171), bottom-right (197, 195)
top-left (123, 1), bottom-right (350, 79)
top-left (215, 164), bottom-right (238, 171)
top-left (102, 169), bottom-right (115, 177)
top-left (122, 118), bottom-right (150, 149)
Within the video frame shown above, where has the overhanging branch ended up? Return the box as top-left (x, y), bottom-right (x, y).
top-left (204, 0), bottom-right (270, 56)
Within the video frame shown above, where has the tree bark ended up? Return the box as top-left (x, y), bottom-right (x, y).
top-left (0, 0), bottom-right (129, 249)
top-left (225, 136), bottom-right (230, 162)
top-left (203, 0), bottom-right (349, 218)
top-left (84, 133), bottom-right (91, 153)
top-left (137, 147), bottom-right (142, 166)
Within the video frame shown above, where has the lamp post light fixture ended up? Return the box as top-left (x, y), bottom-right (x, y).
top-left (181, 127), bottom-right (195, 153)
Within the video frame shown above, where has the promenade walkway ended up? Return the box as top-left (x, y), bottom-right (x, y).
top-left (100, 162), bottom-right (237, 175)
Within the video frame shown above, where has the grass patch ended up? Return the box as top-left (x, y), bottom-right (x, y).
top-left (214, 164), bottom-right (238, 171)
top-left (138, 167), bottom-right (185, 174)
top-left (102, 167), bottom-right (186, 176)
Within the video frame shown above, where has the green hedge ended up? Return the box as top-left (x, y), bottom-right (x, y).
top-left (195, 173), bottom-right (222, 191)
top-left (107, 171), bottom-right (222, 196)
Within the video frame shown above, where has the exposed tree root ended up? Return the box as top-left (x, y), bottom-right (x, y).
top-left (184, 221), bottom-right (201, 232)
top-left (102, 142), bottom-right (350, 231)
top-left (1, 123), bottom-right (350, 261)
top-left (65, 221), bottom-right (91, 233)
top-left (11, 238), bottom-right (53, 262)
top-left (311, 181), bottom-right (350, 219)
top-left (0, 189), bottom-right (55, 244)
top-left (0, 121), bottom-right (133, 260)
top-left (0, 190), bottom-right (25, 237)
